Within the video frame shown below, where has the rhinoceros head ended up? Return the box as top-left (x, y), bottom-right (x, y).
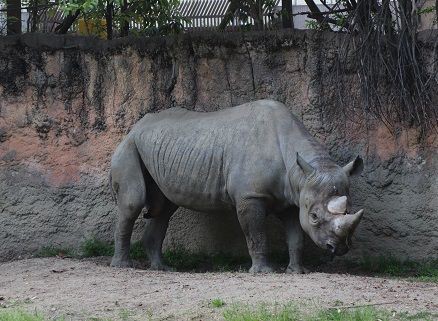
top-left (296, 154), bottom-right (364, 256)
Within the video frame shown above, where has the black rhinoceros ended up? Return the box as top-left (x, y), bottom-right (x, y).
top-left (109, 99), bottom-right (364, 273)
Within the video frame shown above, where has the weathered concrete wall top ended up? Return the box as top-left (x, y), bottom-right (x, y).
top-left (0, 31), bottom-right (437, 262)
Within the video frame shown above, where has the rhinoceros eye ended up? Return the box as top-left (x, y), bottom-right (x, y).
top-left (309, 212), bottom-right (319, 225)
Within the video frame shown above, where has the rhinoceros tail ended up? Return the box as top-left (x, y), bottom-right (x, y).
top-left (109, 171), bottom-right (118, 205)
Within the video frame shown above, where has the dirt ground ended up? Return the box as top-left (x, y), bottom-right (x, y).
top-left (0, 257), bottom-right (437, 321)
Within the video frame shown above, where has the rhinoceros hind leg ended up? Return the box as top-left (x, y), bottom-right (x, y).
top-left (110, 200), bottom-right (144, 268)
top-left (237, 198), bottom-right (274, 273)
top-left (110, 140), bottom-right (147, 269)
top-left (142, 194), bottom-right (178, 271)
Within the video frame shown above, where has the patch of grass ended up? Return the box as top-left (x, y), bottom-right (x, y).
top-left (359, 256), bottom-right (414, 276)
top-left (36, 246), bottom-right (74, 258)
top-left (33, 239), bottom-right (438, 282)
top-left (398, 311), bottom-right (438, 321)
top-left (211, 298), bottom-right (226, 308)
top-left (163, 247), bottom-right (249, 272)
top-left (80, 239), bottom-right (146, 260)
top-left (353, 256), bottom-right (438, 282)
top-left (314, 307), bottom-right (392, 321)
top-left (0, 310), bottom-right (45, 321)
top-left (210, 252), bottom-right (250, 271)
top-left (81, 238), bottom-right (114, 257)
top-left (118, 309), bottom-right (133, 321)
top-left (129, 241), bottom-right (147, 260)
top-left (223, 304), bottom-right (436, 321)
top-left (223, 303), bottom-right (300, 321)
top-left (414, 260), bottom-right (438, 282)
top-left (162, 247), bottom-right (209, 271)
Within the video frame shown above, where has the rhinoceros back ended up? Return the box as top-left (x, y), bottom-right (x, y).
top-left (131, 100), bottom-right (303, 211)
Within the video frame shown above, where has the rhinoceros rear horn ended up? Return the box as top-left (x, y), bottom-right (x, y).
top-left (296, 153), bottom-right (315, 176)
top-left (327, 196), bottom-right (347, 214)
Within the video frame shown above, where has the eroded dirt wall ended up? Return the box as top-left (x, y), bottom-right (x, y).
top-left (0, 31), bottom-right (437, 262)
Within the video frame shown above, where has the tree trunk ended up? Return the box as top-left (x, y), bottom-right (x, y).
top-left (7, 0), bottom-right (22, 35)
top-left (281, 0), bottom-right (293, 29)
top-left (256, 0), bottom-right (263, 30)
top-left (382, 0), bottom-right (395, 40)
top-left (30, 0), bottom-right (41, 32)
top-left (249, 0), bottom-right (264, 30)
top-left (106, 1), bottom-right (114, 40)
top-left (55, 9), bottom-right (80, 34)
top-left (398, 0), bottom-right (412, 32)
top-left (304, 0), bottom-right (330, 30)
top-left (120, 0), bottom-right (129, 37)
top-left (218, 0), bottom-right (240, 30)
top-left (355, 0), bottom-right (372, 32)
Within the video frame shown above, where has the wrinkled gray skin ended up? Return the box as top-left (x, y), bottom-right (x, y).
top-left (109, 100), bottom-right (364, 273)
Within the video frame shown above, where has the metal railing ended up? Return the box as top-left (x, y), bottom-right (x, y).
top-left (179, 0), bottom-right (280, 30)
top-left (0, 0), bottom-right (339, 35)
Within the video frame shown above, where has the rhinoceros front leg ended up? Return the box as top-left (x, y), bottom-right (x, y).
top-left (237, 198), bottom-right (274, 273)
top-left (279, 208), bottom-right (308, 274)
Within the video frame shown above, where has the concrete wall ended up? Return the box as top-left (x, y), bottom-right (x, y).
top-left (0, 31), bottom-right (437, 262)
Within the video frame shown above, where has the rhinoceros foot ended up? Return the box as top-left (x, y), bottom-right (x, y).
top-left (110, 258), bottom-right (134, 268)
top-left (249, 264), bottom-right (275, 273)
top-left (149, 262), bottom-right (175, 272)
top-left (285, 265), bottom-right (309, 274)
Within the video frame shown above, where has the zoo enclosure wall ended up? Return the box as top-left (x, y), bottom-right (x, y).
top-left (0, 30), bottom-right (437, 262)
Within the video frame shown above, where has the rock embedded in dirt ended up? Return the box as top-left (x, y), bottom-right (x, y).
top-left (0, 128), bottom-right (7, 142)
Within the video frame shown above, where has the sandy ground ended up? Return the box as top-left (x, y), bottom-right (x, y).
top-left (0, 257), bottom-right (437, 321)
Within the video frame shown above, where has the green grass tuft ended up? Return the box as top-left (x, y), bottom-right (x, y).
top-left (223, 303), bottom-right (300, 321)
top-left (129, 241), bottom-right (147, 260)
top-left (211, 298), bottom-right (226, 308)
top-left (36, 246), bottom-right (74, 258)
top-left (80, 239), bottom-right (147, 260)
top-left (81, 238), bottom-right (114, 257)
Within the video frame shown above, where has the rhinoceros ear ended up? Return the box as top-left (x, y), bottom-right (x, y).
top-left (343, 155), bottom-right (363, 176)
top-left (296, 153), bottom-right (315, 176)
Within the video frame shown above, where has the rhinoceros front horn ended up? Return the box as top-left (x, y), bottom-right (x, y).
top-left (334, 209), bottom-right (364, 236)
top-left (327, 196), bottom-right (347, 214)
